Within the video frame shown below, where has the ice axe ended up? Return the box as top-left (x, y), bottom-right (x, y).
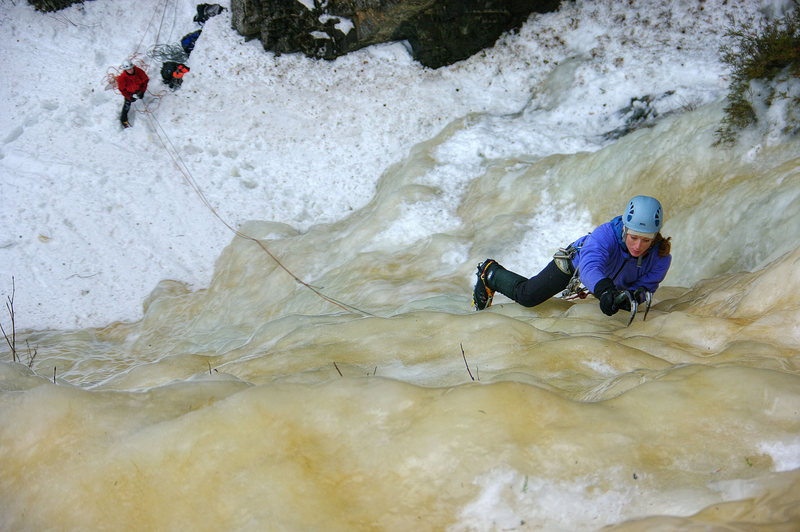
top-left (614, 289), bottom-right (653, 327)
top-left (642, 291), bottom-right (652, 321)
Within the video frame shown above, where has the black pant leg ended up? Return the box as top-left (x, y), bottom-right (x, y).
top-left (120, 99), bottom-right (132, 122)
top-left (512, 260), bottom-right (572, 307)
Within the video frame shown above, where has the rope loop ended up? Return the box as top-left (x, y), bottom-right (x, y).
top-left (141, 101), bottom-right (373, 317)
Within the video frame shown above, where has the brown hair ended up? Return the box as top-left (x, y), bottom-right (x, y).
top-left (654, 232), bottom-right (671, 257)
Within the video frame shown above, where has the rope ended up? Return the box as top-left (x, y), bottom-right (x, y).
top-left (138, 101), bottom-right (374, 317)
top-left (135, 0), bottom-right (164, 56)
top-left (148, 44), bottom-right (188, 64)
top-left (153, 0), bottom-right (170, 49)
top-left (103, 54), bottom-right (152, 95)
top-left (111, 0), bottom-right (372, 317)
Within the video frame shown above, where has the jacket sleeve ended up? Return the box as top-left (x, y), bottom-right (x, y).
top-left (118, 69), bottom-right (149, 98)
top-left (633, 254), bottom-right (672, 292)
top-left (134, 68), bottom-right (149, 92)
top-left (138, 68), bottom-right (150, 89)
top-left (576, 224), bottom-right (617, 293)
top-left (117, 73), bottom-right (130, 99)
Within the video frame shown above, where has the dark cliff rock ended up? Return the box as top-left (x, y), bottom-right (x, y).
top-left (231, 0), bottom-right (561, 68)
top-left (27, 0), bottom-right (85, 12)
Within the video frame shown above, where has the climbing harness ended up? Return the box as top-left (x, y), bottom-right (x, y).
top-left (555, 245), bottom-right (589, 300)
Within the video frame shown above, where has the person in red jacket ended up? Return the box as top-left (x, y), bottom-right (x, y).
top-left (117, 60), bottom-right (149, 128)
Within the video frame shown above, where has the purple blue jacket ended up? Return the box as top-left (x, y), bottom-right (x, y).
top-left (571, 216), bottom-right (671, 294)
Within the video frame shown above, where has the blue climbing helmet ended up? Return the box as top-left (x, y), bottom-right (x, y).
top-left (622, 195), bottom-right (663, 237)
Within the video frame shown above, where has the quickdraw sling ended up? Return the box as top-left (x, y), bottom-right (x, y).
top-left (554, 244), bottom-right (589, 300)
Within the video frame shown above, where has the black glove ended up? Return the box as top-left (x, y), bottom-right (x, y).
top-left (633, 287), bottom-right (648, 303)
top-left (594, 278), bottom-right (619, 316)
top-left (616, 292), bottom-right (632, 311)
top-left (616, 288), bottom-right (649, 311)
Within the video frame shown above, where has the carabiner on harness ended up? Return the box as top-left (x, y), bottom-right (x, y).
top-left (555, 245), bottom-right (589, 300)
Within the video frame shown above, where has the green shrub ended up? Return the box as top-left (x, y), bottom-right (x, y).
top-left (715, 9), bottom-right (800, 145)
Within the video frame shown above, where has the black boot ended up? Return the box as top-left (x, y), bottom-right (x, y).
top-left (120, 99), bottom-right (132, 128)
top-left (473, 259), bottom-right (527, 310)
top-left (473, 259), bottom-right (497, 310)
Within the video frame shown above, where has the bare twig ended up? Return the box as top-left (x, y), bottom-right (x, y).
top-left (3, 278), bottom-right (38, 366)
top-left (25, 339), bottom-right (37, 368)
top-left (1, 277), bottom-right (16, 362)
top-left (47, 14), bottom-right (77, 27)
top-left (53, 366), bottom-right (57, 384)
top-left (461, 343), bottom-right (475, 381)
top-left (333, 361), bottom-right (343, 376)
top-left (0, 322), bottom-right (13, 362)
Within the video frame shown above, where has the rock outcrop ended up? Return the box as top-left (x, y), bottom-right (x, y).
top-left (28, 0), bottom-right (83, 11)
top-left (231, 0), bottom-right (560, 68)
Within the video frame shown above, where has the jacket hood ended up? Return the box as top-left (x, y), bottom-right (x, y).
top-left (610, 216), bottom-right (627, 249)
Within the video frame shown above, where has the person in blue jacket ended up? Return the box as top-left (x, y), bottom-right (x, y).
top-left (473, 195), bottom-right (672, 316)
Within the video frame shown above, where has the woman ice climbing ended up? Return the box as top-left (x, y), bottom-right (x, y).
top-left (473, 195), bottom-right (672, 317)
